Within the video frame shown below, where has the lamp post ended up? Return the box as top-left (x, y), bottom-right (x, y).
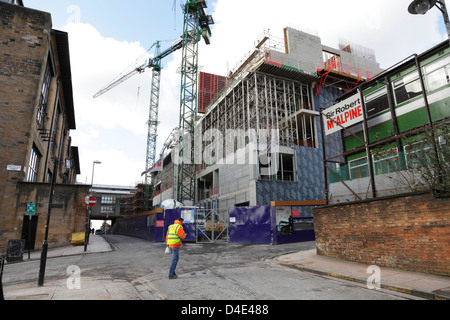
top-left (408, 0), bottom-right (450, 40)
top-left (38, 158), bottom-right (60, 287)
top-left (84, 160), bottom-right (101, 252)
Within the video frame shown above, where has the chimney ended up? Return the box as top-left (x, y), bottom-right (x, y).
top-left (0, 0), bottom-right (24, 6)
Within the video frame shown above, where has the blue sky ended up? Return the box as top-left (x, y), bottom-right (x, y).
top-left (27, 0), bottom-right (192, 44)
top-left (23, 0), bottom-right (447, 187)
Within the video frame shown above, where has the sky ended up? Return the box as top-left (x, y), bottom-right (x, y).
top-left (25, 0), bottom-right (448, 187)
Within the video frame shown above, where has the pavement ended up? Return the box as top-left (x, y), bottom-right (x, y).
top-left (2, 236), bottom-right (449, 300)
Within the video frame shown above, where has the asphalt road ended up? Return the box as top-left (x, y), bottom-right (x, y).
top-left (3, 235), bottom-right (418, 300)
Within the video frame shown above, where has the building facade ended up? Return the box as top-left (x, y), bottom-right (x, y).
top-left (90, 185), bottom-right (134, 221)
top-left (324, 39), bottom-right (450, 203)
top-left (0, 2), bottom-right (84, 252)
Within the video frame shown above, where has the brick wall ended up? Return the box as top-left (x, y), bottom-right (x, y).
top-left (0, 3), bottom-right (52, 251)
top-left (313, 192), bottom-right (450, 276)
top-left (0, 182), bottom-right (91, 254)
top-left (0, 3), bottom-right (82, 253)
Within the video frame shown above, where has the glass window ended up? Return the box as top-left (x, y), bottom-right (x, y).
top-left (405, 142), bottom-right (432, 169)
top-left (27, 146), bottom-right (41, 182)
top-left (259, 153), bottom-right (295, 181)
top-left (349, 157), bottom-right (369, 179)
top-left (37, 63), bottom-right (52, 128)
top-left (424, 54), bottom-right (450, 92)
top-left (100, 206), bottom-right (115, 215)
top-left (102, 196), bottom-right (116, 204)
top-left (365, 86), bottom-right (389, 118)
top-left (393, 71), bottom-right (422, 105)
top-left (373, 148), bottom-right (400, 175)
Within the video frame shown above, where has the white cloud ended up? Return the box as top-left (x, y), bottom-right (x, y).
top-left (200, 0), bottom-right (444, 73)
top-left (64, 22), bottom-right (154, 186)
top-left (64, 0), bottom-right (446, 187)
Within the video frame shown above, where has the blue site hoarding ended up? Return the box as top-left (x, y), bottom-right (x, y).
top-left (228, 206), bottom-right (272, 244)
top-left (117, 205), bottom-right (316, 245)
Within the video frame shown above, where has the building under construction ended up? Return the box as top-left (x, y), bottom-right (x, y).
top-left (151, 27), bottom-right (381, 210)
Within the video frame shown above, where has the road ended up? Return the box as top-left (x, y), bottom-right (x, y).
top-left (3, 235), bottom-right (418, 300)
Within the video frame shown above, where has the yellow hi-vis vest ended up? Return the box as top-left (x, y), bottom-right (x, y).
top-left (167, 224), bottom-right (184, 246)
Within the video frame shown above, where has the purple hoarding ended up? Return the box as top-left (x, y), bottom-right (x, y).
top-left (229, 206), bottom-right (272, 244)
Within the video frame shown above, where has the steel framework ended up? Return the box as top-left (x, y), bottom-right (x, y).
top-left (177, 0), bottom-right (213, 203)
top-left (200, 71), bottom-right (318, 160)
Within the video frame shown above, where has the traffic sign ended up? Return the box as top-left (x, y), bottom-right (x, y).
top-left (26, 203), bottom-right (36, 216)
top-left (84, 195), bottom-right (97, 207)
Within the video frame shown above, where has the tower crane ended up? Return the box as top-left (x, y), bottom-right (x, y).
top-left (93, 0), bottom-right (213, 207)
top-left (93, 38), bottom-right (183, 210)
top-left (177, 0), bottom-right (213, 204)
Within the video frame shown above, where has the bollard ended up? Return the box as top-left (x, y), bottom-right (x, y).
top-left (0, 256), bottom-right (5, 300)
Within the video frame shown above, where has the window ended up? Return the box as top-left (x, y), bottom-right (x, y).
top-left (349, 157), bottom-right (369, 179)
top-left (102, 196), bottom-right (116, 204)
top-left (424, 54), bottom-right (450, 92)
top-left (100, 206), bottom-right (115, 215)
top-left (373, 148), bottom-right (400, 175)
top-left (51, 101), bottom-right (61, 156)
top-left (297, 114), bottom-right (317, 148)
top-left (37, 63), bottom-right (52, 128)
top-left (27, 146), bottom-right (41, 182)
top-left (260, 153), bottom-right (295, 181)
top-left (393, 71), bottom-right (422, 105)
top-left (365, 87), bottom-right (389, 118)
top-left (404, 142), bottom-right (432, 169)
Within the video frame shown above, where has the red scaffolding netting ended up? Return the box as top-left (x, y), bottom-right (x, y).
top-left (198, 72), bottom-right (228, 114)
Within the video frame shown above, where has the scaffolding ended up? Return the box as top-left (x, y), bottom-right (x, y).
top-left (199, 32), bottom-right (320, 164)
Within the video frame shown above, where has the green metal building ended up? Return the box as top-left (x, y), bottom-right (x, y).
top-left (323, 39), bottom-right (450, 203)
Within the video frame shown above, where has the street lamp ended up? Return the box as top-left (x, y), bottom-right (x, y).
top-left (84, 160), bottom-right (101, 252)
top-left (38, 158), bottom-right (61, 286)
top-left (408, 0), bottom-right (450, 40)
top-left (91, 160), bottom-right (102, 187)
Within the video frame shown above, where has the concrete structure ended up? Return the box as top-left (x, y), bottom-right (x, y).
top-left (151, 28), bottom-right (381, 210)
top-left (0, 2), bottom-right (84, 252)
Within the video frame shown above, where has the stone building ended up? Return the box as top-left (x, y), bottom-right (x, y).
top-left (0, 1), bottom-right (87, 252)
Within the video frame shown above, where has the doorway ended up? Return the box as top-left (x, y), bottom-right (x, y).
top-left (21, 216), bottom-right (38, 251)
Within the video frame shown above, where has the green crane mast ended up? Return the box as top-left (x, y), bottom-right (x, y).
top-left (177, 0), bottom-right (214, 204)
top-left (93, 39), bottom-right (183, 210)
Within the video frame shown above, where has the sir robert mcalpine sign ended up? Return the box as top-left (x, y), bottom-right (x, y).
top-left (323, 93), bottom-right (363, 136)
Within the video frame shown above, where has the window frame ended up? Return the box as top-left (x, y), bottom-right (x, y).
top-left (365, 86), bottom-right (389, 118)
top-left (392, 70), bottom-right (423, 105)
top-left (424, 54), bottom-right (450, 92)
top-left (27, 146), bottom-right (41, 182)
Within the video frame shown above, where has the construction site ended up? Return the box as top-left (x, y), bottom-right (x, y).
top-left (150, 27), bottom-right (381, 210)
top-left (113, 2), bottom-right (383, 245)
top-left (1, 0), bottom-right (448, 276)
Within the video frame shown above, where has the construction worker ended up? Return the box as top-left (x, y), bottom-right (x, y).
top-left (166, 217), bottom-right (186, 279)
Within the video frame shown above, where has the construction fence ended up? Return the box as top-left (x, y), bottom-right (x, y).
top-left (116, 201), bottom-right (321, 245)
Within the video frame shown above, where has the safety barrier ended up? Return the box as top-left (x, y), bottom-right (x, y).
top-left (117, 202), bottom-right (323, 245)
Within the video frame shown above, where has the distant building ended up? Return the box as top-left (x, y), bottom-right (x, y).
top-left (0, 2), bottom-right (87, 252)
top-left (90, 185), bottom-right (134, 222)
